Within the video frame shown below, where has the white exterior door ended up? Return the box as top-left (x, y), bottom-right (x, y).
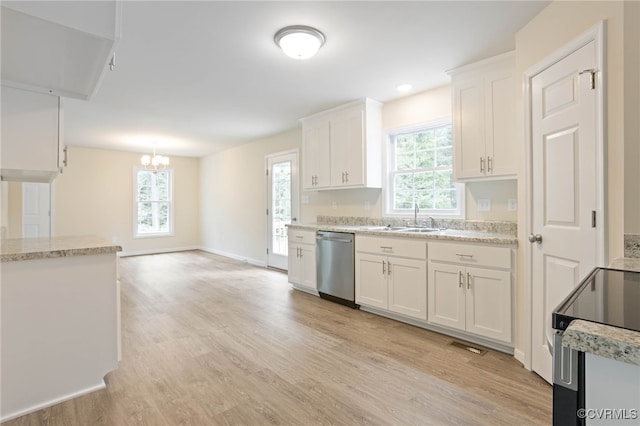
top-left (22, 182), bottom-right (51, 238)
top-left (530, 40), bottom-right (601, 383)
top-left (267, 151), bottom-right (299, 270)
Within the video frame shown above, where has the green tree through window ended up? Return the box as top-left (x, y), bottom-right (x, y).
top-left (388, 123), bottom-right (463, 216)
top-left (135, 169), bottom-right (172, 236)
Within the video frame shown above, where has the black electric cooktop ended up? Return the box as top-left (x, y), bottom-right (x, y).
top-left (552, 267), bottom-right (640, 332)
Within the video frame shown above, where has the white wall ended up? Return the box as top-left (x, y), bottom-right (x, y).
top-left (53, 146), bottom-right (200, 255)
top-left (199, 128), bottom-right (300, 266)
top-left (624, 0), bottom-right (640, 235)
top-left (514, 0), bottom-right (627, 363)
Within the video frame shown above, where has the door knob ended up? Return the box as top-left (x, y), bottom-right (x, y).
top-left (528, 233), bottom-right (543, 244)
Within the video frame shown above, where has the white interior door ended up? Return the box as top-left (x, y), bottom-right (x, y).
top-left (266, 151), bottom-right (299, 270)
top-left (22, 182), bottom-right (51, 238)
top-left (530, 40), bottom-right (601, 383)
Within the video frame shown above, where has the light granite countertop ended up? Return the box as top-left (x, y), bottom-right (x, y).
top-left (288, 223), bottom-right (517, 245)
top-left (1, 236), bottom-right (122, 263)
top-left (562, 320), bottom-right (640, 366)
top-left (609, 257), bottom-right (640, 272)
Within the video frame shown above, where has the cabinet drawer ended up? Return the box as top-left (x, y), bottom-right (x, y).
top-left (356, 235), bottom-right (426, 260)
top-left (429, 242), bottom-right (511, 269)
top-left (288, 229), bottom-right (316, 245)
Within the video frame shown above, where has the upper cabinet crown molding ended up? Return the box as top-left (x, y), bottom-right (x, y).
top-left (448, 51), bottom-right (517, 181)
top-left (300, 98), bottom-right (383, 191)
top-left (0, 1), bottom-right (121, 100)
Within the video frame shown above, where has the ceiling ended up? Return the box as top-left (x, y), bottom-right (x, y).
top-left (60, 1), bottom-right (549, 158)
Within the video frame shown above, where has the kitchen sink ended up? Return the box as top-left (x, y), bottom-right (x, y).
top-left (361, 226), bottom-right (410, 231)
top-left (403, 228), bottom-right (443, 233)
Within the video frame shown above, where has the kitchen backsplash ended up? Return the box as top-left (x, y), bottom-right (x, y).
top-left (624, 234), bottom-right (640, 258)
top-left (316, 215), bottom-right (517, 235)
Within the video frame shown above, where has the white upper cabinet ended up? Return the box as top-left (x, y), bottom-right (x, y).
top-left (301, 98), bottom-right (382, 191)
top-left (1, 1), bottom-right (120, 100)
top-left (448, 51), bottom-right (516, 180)
top-left (1, 86), bottom-right (64, 183)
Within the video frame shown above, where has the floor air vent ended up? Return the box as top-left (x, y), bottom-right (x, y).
top-left (449, 341), bottom-right (487, 355)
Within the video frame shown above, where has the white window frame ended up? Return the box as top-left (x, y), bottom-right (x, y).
top-left (384, 119), bottom-right (465, 219)
top-left (133, 167), bottom-right (174, 238)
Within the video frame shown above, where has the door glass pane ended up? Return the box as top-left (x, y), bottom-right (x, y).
top-left (272, 161), bottom-right (291, 256)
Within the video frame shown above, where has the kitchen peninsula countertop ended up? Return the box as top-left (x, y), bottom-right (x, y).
top-left (1, 236), bottom-right (122, 262)
top-left (563, 320), bottom-right (640, 367)
top-left (288, 223), bottom-right (517, 245)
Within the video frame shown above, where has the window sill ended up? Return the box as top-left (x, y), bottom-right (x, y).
top-left (134, 232), bottom-right (174, 239)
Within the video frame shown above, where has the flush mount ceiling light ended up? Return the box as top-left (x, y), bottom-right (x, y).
top-left (274, 25), bottom-right (325, 60)
top-left (396, 83), bottom-right (413, 93)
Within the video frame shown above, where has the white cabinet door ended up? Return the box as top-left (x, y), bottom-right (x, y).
top-left (302, 119), bottom-right (330, 190)
top-left (301, 98), bottom-right (381, 191)
top-left (299, 244), bottom-right (316, 291)
top-left (1, 86), bottom-right (60, 175)
top-left (428, 261), bottom-right (466, 331)
top-left (330, 107), bottom-right (364, 187)
top-left (388, 257), bottom-right (427, 320)
top-left (288, 242), bottom-right (316, 292)
top-left (465, 267), bottom-right (511, 342)
top-left (449, 52), bottom-right (516, 181)
top-left (355, 253), bottom-right (388, 309)
top-left (288, 244), bottom-right (303, 285)
top-left (453, 78), bottom-right (486, 180)
top-left (484, 70), bottom-right (516, 178)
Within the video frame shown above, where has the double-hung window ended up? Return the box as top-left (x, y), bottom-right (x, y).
top-left (387, 121), bottom-right (464, 217)
top-left (134, 169), bottom-right (173, 237)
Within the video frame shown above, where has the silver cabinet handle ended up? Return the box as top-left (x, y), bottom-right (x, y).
top-left (455, 253), bottom-right (474, 259)
top-left (382, 260), bottom-right (386, 275)
top-left (380, 246), bottom-right (393, 250)
top-left (459, 271), bottom-right (464, 288)
top-left (345, 171), bottom-right (349, 183)
top-left (295, 235), bottom-right (303, 239)
top-left (487, 156), bottom-right (492, 173)
top-left (387, 261), bottom-right (391, 275)
top-left (480, 157), bottom-right (485, 173)
top-left (467, 272), bottom-right (471, 289)
top-left (528, 234), bottom-right (543, 244)
top-left (63, 146), bottom-right (68, 167)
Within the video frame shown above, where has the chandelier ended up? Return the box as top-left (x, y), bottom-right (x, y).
top-left (140, 146), bottom-right (169, 173)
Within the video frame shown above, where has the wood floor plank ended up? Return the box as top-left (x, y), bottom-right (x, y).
top-left (3, 250), bottom-right (552, 425)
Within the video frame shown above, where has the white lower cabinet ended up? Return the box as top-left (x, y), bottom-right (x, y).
top-left (356, 236), bottom-right (427, 321)
top-left (428, 242), bottom-right (513, 344)
top-left (288, 230), bottom-right (316, 293)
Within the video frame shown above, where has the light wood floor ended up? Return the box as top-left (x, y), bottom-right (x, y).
top-left (5, 250), bottom-right (552, 425)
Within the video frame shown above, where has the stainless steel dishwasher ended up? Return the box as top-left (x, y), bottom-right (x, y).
top-left (315, 231), bottom-right (358, 308)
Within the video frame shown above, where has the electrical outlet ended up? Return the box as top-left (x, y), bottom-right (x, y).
top-left (332, 201), bottom-right (337, 210)
top-left (507, 198), bottom-right (517, 211)
top-left (477, 199), bottom-right (491, 212)
top-left (302, 195), bottom-right (310, 205)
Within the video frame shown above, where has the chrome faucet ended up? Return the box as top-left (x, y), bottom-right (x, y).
top-left (428, 216), bottom-right (437, 229)
top-left (414, 203), bottom-right (419, 227)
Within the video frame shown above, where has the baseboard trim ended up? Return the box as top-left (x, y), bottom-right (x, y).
top-left (359, 305), bottom-right (514, 355)
top-left (514, 348), bottom-right (527, 368)
top-left (198, 247), bottom-right (267, 268)
top-left (0, 381), bottom-right (106, 423)
top-left (118, 246), bottom-right (200, 257)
